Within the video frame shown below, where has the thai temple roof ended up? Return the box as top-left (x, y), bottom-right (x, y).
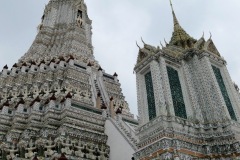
top-left (135, 0), bottom-right (223, 66)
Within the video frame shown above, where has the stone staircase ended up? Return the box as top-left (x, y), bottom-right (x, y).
top-left (94, 79), bottom-right (105, 107)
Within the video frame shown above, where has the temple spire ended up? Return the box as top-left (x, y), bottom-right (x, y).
top-left (168, 0), bottom-right (196, 48)
top-left (169, 0), bottom-right (179, 27)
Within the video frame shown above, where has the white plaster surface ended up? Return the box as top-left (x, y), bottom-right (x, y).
top-left (105, 119), bottom-right (135, 160)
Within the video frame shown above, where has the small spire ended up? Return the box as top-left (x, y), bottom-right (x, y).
top-left (136, 41), bottom-right (141, 49)
top-left (3, 65), bottom-right (8, 69)
top-left (116, 107), bottom-right (122, 114)
top-left (160, 41), bottom-right (164, 48)
top-left (202, 31), bottom-right (205, 38)
top-left (12, 63), bottom-right (18, 68)
top-left (66, 92), bottom-right (72, 99)
top-left (209, 31), bottom-right (212, 39)
top-left (98, 66), bottom-right (103, 71)
top-left (164, 38), bottom-right (168, 45)
top-left (169, 0), bottom-right (179, 27)
top-left (141, 37), bottom-right (146, 45)
top-left (87, 62), bottom-right (92, 67)
top-left (168, 0), bottom-right (196, 48)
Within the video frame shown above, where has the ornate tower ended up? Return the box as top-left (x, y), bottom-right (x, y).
top-left (0, 0), bottom-right (138, 159)
top-left (134, 1), bottom-right (240, 159)
top-left (21, 0), bottom-right (93, 61)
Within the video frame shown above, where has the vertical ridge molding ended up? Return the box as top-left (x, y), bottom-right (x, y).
top-left (222, 66), bottom-right (240, 121)
top-left (182, 59), bottom-right (203, 122)
top-left (159, 58), bottom-right (175, 116)
top-left (150, 60), bottom-right (167, 117)
top-left (212, 65), bottom-right (237, 121)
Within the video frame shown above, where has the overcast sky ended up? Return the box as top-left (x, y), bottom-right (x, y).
top-left (0, 0), bottom-right (240, 116)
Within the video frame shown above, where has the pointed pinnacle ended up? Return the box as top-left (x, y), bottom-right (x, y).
top-left (141, 37), bottom-right (146, 45)
top-left (160, 41), bottom-right (164, 48)
top-left (202, 31), bottom-right (205, 38)
top-left (136, 41), bottom-right (141, 49)
top-left (209, 31), bottom-right (212, 39)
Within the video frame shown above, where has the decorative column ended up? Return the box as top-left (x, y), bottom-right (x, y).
top-left (159, 57), bottom-right (175, 116)
top-left (136, 73), bottom-right (148, 125)
top-left (181, 57), bottom-right (203, 122)
top-left (150, 60), bottom-right (167, 116)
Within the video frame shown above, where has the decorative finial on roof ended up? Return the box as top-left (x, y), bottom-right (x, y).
top-left (202, 31), bottom-right (205, 38)
top-left (169, 0), bottom-right (179, 27)
top-left (136, 41), bottom-right (141, 49)
top-left (12, 63), bottom-right (18, 68)
top-left (87, 62), bottom-right (92, 67)
top-left (98, 66), bottom-right (103, 71)
top-left (160, 41), bottom-right (164, 48)
top-left (3, 65), bottom-right (8, 69)
top-left (66, 92), bottom-right (72, 99)
top-left (116, 107), bottom-right (122, 114)
top-left (209, 31), bottom-right (212, 39)
top-left (164, 38), bottom-right (168, 45)
top-left (141, 37), bottom-right (146, 45)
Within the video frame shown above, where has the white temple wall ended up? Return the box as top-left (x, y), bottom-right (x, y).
top-left (105, 119), bottom-right (135, 160)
